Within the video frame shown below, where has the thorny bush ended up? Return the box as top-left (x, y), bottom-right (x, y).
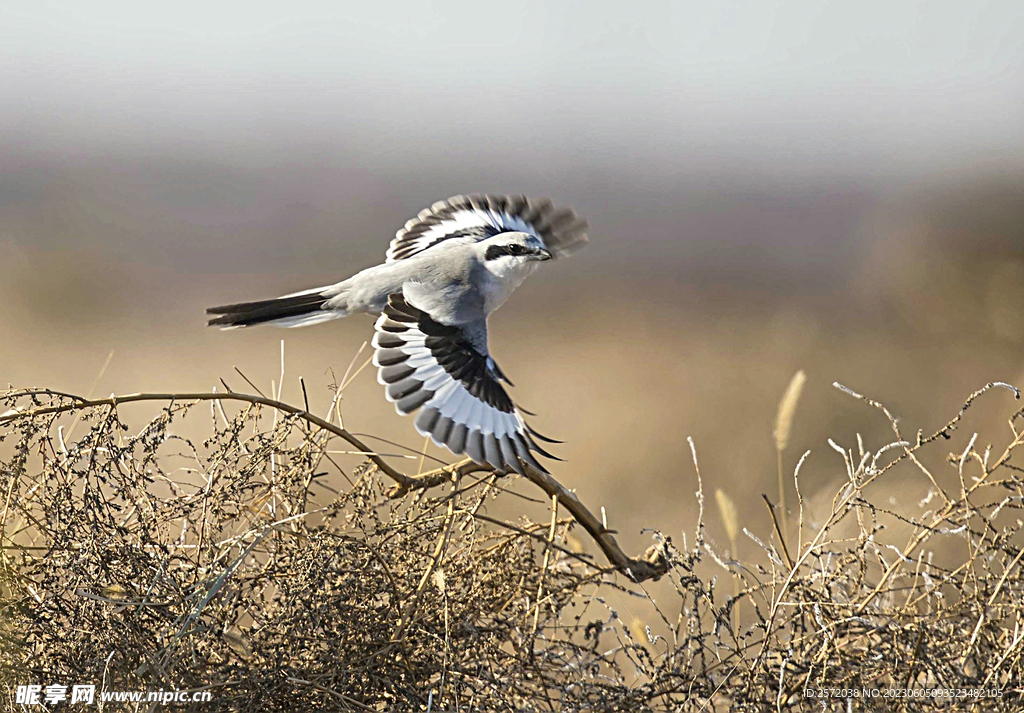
top-left (0, 381), bottom-right (1022, 710)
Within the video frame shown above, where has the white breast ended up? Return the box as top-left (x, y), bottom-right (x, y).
top-left (480, 261), bottom-right (538, 315)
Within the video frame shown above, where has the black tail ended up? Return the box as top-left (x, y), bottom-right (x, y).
top-left (206, 292), bottom-right (331, 328)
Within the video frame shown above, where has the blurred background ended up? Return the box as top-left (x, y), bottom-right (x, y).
top-left (2, 2), bottom-right (1024, 564)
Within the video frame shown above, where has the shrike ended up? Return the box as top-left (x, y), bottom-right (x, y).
top-left (207, 195), bottom-right (588, 475)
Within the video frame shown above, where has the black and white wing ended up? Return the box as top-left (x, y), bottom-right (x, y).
top-left (386, 194), bottom-right (588, 263)
top-left (371, 294), bottom-right (558, 474)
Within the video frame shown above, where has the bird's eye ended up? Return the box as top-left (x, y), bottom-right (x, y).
top-left (507, 244), bottom-right (524, 255)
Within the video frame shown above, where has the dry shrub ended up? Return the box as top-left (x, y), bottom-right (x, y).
top-left (0, 380), bottom-right (1022, 711)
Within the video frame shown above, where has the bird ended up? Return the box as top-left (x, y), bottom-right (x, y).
top-left (206, 194), bottom-right (589, 475)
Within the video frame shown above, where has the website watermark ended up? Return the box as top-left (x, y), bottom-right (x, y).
top-left (15, 684), bottom-right (212, 706)
top-left (804, 687), bottom-right (1002, 702)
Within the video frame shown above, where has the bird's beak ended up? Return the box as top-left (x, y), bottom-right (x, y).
top-left (532, 248), bottom-right (553, 261)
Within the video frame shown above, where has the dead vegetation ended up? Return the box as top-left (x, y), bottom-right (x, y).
top-left (1, 374), bottom-right (1023, 710)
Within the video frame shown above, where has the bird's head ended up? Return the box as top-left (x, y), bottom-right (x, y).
top-left (481, 232), bottom-right (553, 267)
top-left (476, 232), bottom-right (553, 308)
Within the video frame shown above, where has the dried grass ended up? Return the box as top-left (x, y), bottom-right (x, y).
top-left (1, 376), bottom-right (1023, 711)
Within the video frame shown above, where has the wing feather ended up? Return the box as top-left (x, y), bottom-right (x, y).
top-left (372, 293), bottom-right (557, 473)
top-left (386, 194), bottom-right (588, 263)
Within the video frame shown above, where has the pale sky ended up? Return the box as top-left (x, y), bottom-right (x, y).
top-left (4, 1), bottom-right (1022, 181)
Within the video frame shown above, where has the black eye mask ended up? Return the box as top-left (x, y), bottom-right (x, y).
top-left (485, 243), bottom-right (529, 260)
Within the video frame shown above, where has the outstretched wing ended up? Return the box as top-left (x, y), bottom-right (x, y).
top-left (371, 293), bottom-right (558, 474)
top-left (386, 194), bottom-right (588, 263)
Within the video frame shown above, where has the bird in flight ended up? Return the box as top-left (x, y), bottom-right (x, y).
top-left (207, 194), bottom-right (588, 475)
